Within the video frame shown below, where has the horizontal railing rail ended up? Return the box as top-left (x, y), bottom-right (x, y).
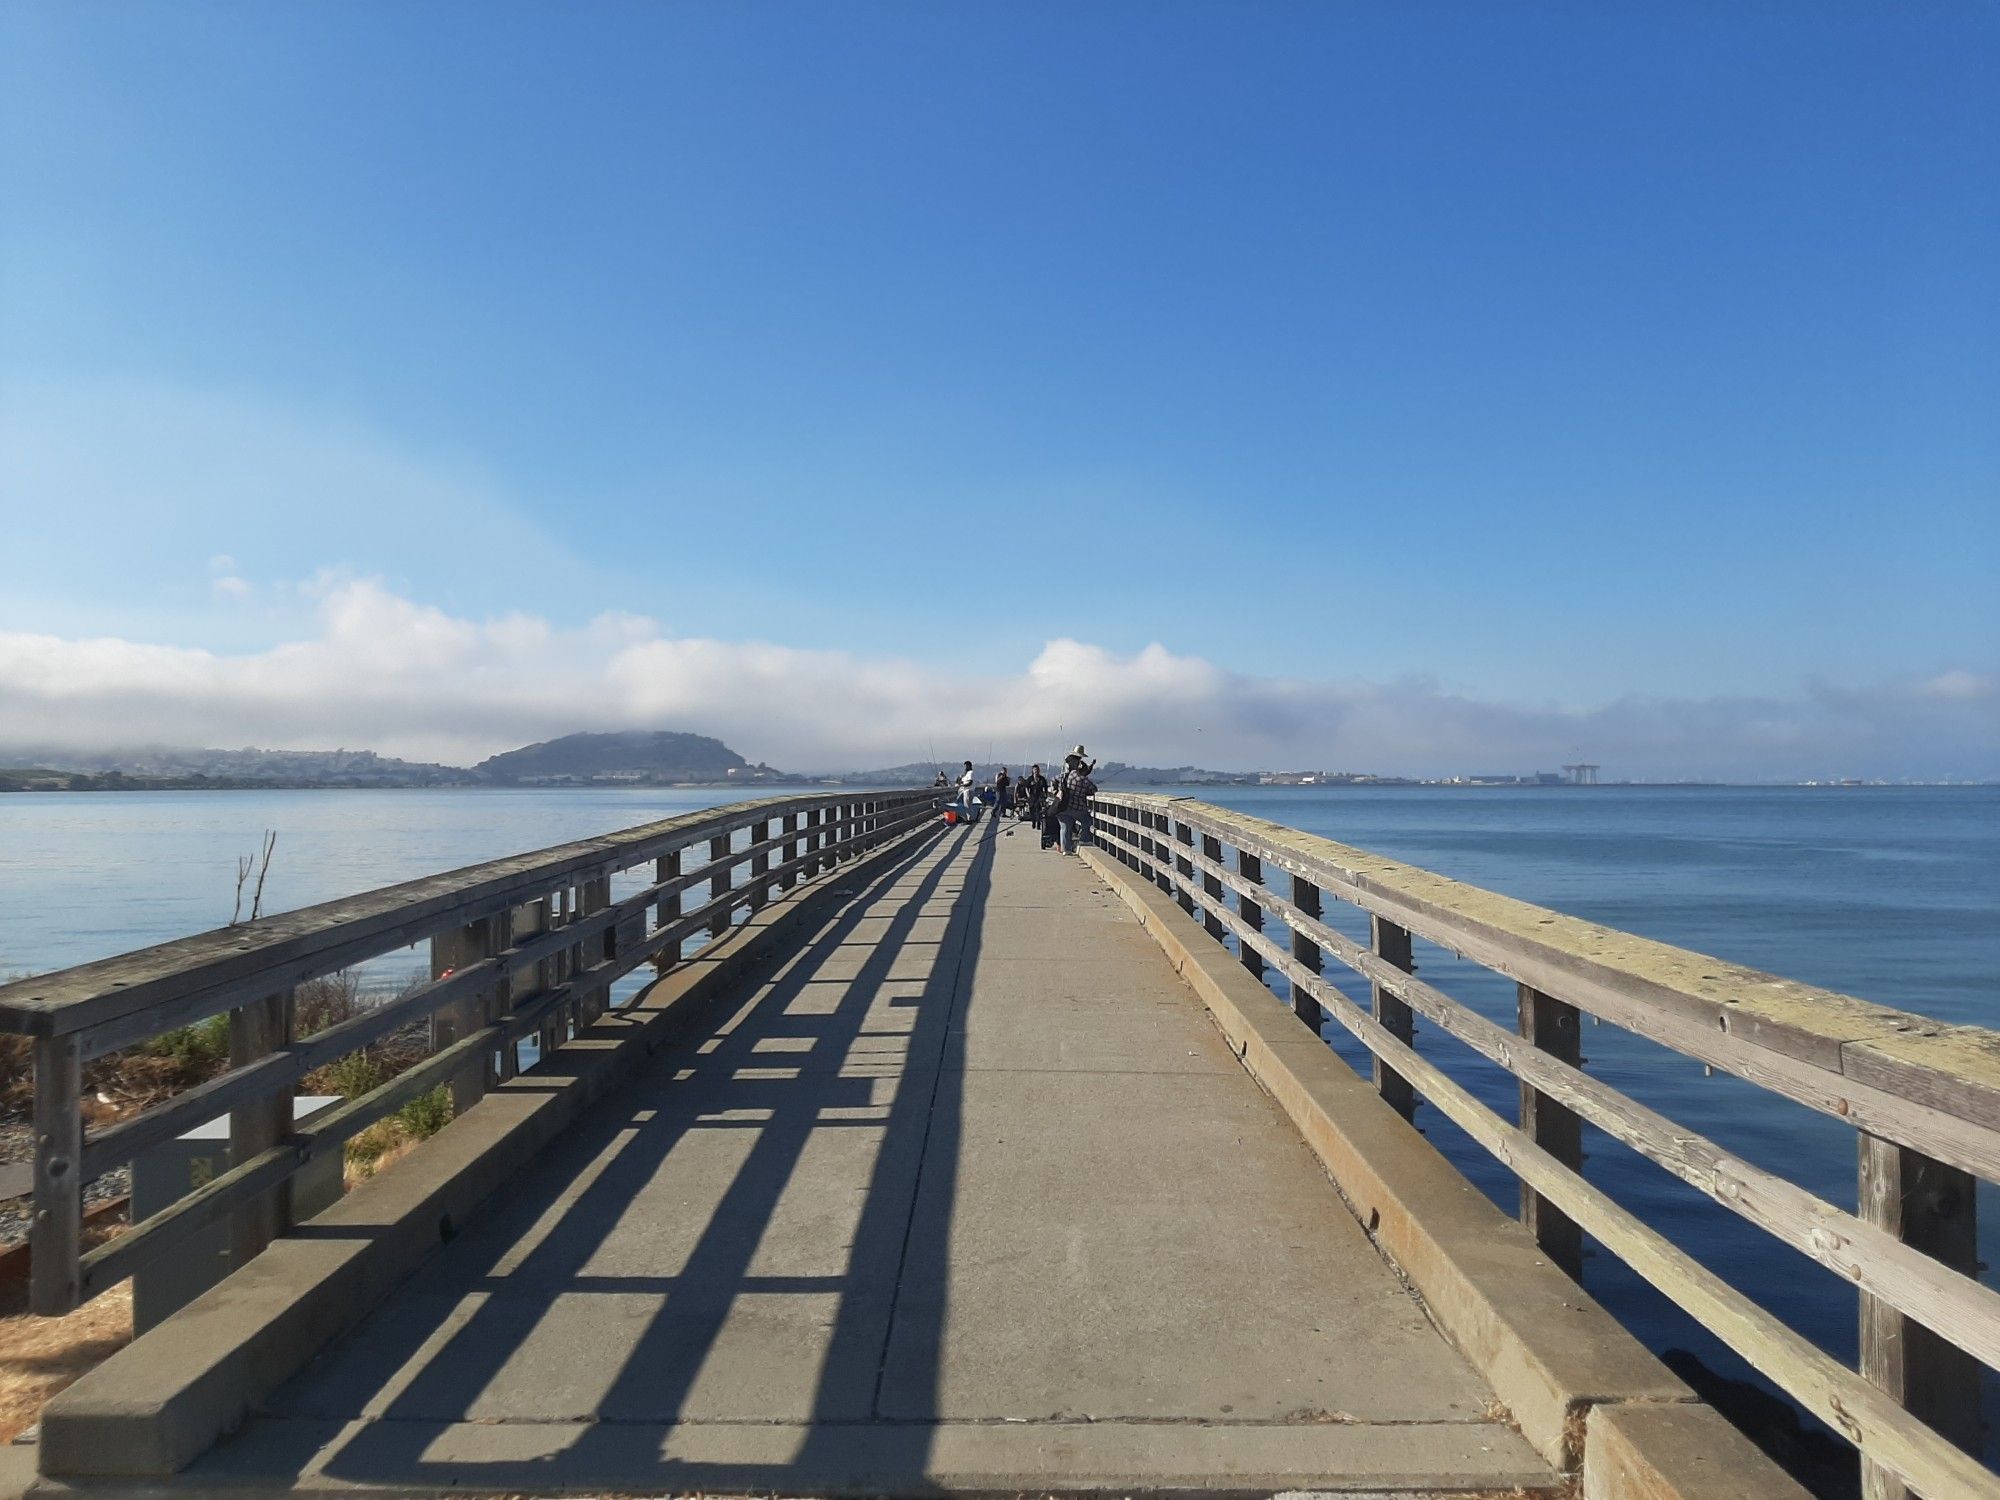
top-left (1089, 791), bottom-right (1995, 1500)
top-left (2, 788), bottom-right (940, 1317)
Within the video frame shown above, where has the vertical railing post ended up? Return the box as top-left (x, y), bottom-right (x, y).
top-left (652, 853), bottom-right (680, 972)
top-left (1859, 1136), bottom-right (1981, 1500)
top-left (530, 895), bottom-right (564, 1059)
top-left (431, 916), bottom-right (495, 1115)
top-left (509, 897), bottom-right (545, 1072)
top-left (709, 833), bottom-right (732, 937)
top-left (1290, 875), bottom-right (1323, 1033)
top-left (749, 818), bottom-right (771, 912)
top-left (780, 813), bottom-right (798, 889)
top-left (1370, 917), bottom-right (1415, 1121)
top-left (490, 906), bottom-right (518, 1075)
top-left (1199, 833), bottom-right (1227, 943)
top-left (1236, 849), bottom-right (1265, 981)
top-left (1171, 819), bottom-right (1197, 916)
top-left (575, 875), bottom-right (609, 1024)
top-left (227, 988), bottom-right (294, 1267)
top-left (553, 886), bottom-right (572, 989)
top-left (30, 1032), bottom-right (83, 1315)
top-left (1517, 984), bottom-right (1583, 1280)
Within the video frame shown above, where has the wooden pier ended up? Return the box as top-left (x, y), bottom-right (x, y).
top-left (2, 789), bottom-right (1994, 1497)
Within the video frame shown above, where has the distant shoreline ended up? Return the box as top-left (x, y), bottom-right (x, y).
top-left (3, 779), bottom-right (1989, 794)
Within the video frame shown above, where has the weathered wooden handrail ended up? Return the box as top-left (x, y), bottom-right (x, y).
top-left (1, 788), bottom-right (939, 1317)
top-left (1089, 791), bottom-right (1995, 1500)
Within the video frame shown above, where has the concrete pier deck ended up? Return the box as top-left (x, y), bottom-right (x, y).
top-left (159, 822), bottom-right (1562, 1495)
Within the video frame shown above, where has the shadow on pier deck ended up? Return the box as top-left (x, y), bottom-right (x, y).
top-left (150, 826), bottom-right (1556, 1495)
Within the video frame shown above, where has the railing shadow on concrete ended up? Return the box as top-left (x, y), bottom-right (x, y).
top-left (1089, 791), bottom-right (1998, 1500)
top-left (282, 820), bottom-right (996, 1493)
top-left (0, 789), bottom-right (938, 1320)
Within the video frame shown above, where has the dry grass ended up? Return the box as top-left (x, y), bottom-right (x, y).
top-left (344, 1127), bottom-right (424, 1189)
top-left (0, 1282), bottom-right (131, 1442)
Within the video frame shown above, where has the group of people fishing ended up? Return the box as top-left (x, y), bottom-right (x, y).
top-left (933, 745), bottom-right (1098, 855)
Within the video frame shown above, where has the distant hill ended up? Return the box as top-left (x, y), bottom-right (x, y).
top-left (0, 744), bottom-right (470, 786)
top-left (0, 732), bottom-right (795, 790)
top-left (1094, 762), bottom-right (1258, 785)
top-left (475, 730), bottom-right (786, 786)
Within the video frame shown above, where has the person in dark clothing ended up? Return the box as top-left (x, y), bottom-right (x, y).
top-left (995, 766), bottom-right (1013, 818)
top-left (1023, 764), bottom-right (1048, 825)
top-left (1054, 750), bottom-right (1097, 855)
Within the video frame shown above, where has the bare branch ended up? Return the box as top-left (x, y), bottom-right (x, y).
top-left (249, 829), bottom-right (278, 922)
top-left (230, 853), bottom-right (253, 926)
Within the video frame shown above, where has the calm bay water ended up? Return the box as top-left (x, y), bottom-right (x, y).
top-left (2, 782), bottom-right (1995, 1474)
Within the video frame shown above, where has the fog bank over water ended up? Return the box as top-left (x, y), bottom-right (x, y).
top-left (0, 578), bottom-right (1992, 781)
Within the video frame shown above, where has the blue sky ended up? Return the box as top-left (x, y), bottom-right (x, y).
top-left (1, 3), bottom-right (1995, 776)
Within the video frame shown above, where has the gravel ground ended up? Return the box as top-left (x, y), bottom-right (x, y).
top-left (0, 1122), bottom-right (127, 1249)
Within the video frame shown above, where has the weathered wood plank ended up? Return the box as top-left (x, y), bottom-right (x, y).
top-left (1371, 916), bottom-right (1415, 1122)
top-left (749, 818), bottom-right (771, 911)
top-left (1171, 819), bottom-right (1198, 919)
top-left (227, 990), bottom-right (293, 1268)
top-left (1860, 1136), bottom-right (1982, 1500)
top-left (1290, 874), bottom-right (1323, 1033)
top-left (1200, 833), bottom-right (1227, 944)
top-left (1094, 795), bottom-right (2000, 1176)
top-left (76, 802), bottom-right (939, 1304)
top-left (83, 802), bottom-right (935, 1179)
top-left (1518, 984), bottom-right (1583, 1281)
top-left (1236, 848), bottom-right (1265, 983)
top-left (707, 834), bottom-right (732, 939)
top-left (1095, 813), bottom-right (2000, 1378)
top-left (0, 791), bottom-right (928, 1042)
top-left (430, 918), bottom-right (495, 1116)
top-left (576, 875), bottom-right (611, 1025)
top-left (1167, 880), bottom-right (1999, 1500)
top-left (30, 1034), bottom-right (82, 1315)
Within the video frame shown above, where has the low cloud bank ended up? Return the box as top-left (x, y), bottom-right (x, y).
top-left (0, 579), bottom-right (1992, 780)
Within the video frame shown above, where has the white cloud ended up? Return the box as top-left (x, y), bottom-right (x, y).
top-left (0, 578), bottom-right (1992, 779)
top-left (1919, 669), bottom-right (1995, 702)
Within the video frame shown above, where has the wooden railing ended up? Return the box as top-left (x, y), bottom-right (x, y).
top-left (0, 789), bottom-right (939, 1320)
top-left (1089, 792), bottom-right (1996, 1500)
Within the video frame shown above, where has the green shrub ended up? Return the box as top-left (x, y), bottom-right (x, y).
top-left (145, 1014), bottom-right (231, 1071)
top-left (324, 1051), bottom-right (386, 1099)
top-left (397, 1085), bottom-right (453, 1140)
